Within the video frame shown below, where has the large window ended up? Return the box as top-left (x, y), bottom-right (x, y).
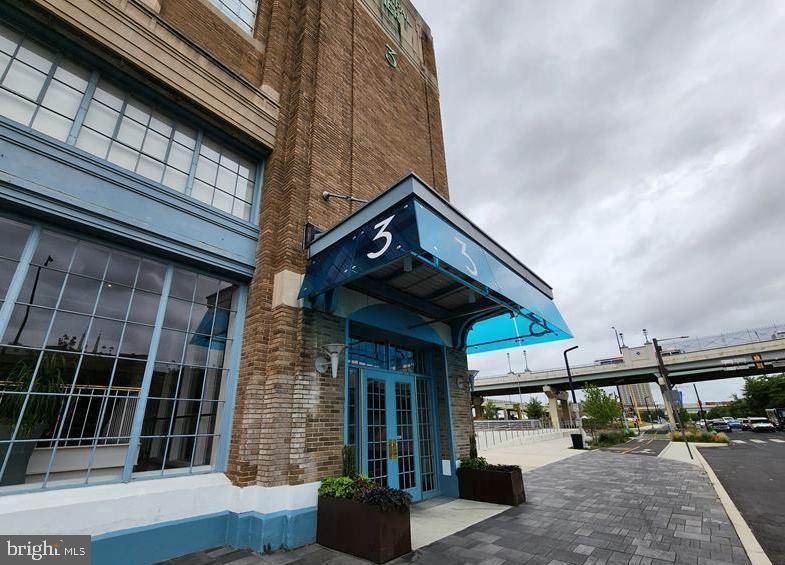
top-left (0, 22), bottom-right (259, 222)
top-left (0, 216), bottom-right (242, 492)
top-left (207, 0), bottom-right (258, 34)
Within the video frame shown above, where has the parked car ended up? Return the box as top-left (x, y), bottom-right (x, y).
top-left (710, 419), bottom-right (732, 433)
top-left (765, 408), bottom-right (785, 431)
top-left (740, 417), bottom-right (752, 430)
top-left (748, 417), bottom-right (776, 433)
top-left (727, 419), bottom-right (742, 431)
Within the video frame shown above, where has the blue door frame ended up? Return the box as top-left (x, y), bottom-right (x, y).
top-left (361, 368), bottom-right (422, 501)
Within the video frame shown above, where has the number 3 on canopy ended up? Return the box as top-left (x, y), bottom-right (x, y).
top-left (367, 215), bottom-right (395, 259)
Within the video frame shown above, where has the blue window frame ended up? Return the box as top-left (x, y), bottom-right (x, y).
top-left (0, 21), bottom-right (263, 223)
top-left (0, 215), bottom-right (247, 494)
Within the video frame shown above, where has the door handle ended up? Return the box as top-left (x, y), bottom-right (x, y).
top-left (388, 438), bottom-right (398, 460)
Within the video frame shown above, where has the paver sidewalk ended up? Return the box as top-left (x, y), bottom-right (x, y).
top-left (165, 450), bottom-right (749, 565)
top-left (404, 451), bottom-right (749, 565)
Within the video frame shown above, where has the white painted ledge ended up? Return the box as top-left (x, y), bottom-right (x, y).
top-left (0, 473), bottom-right (319, 536)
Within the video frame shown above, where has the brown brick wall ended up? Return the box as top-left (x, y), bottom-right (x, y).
top-left (159, 0), bottom-right (265, 84)
top-left (228, 0), bottom-right (455, 488)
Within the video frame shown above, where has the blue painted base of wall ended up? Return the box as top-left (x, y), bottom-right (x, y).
top-left (92, 507), bottom-right (316, 565)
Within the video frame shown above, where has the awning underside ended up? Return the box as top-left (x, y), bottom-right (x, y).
top-left (298, 177), bottom-right (572, 353)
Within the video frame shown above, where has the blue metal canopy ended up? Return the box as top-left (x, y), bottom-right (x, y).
top-left (299, 174), bottom-right (572, 353)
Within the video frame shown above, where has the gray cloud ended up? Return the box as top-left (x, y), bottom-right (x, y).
top-left (415, 0), bottom-right (785, 400)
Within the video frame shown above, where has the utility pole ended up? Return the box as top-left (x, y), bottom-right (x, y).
top-left (693, 383), bottom-right (709, 430)
top-left (653, 337), bottom-right (692, 460)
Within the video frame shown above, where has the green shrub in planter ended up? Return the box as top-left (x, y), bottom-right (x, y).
top-left (457, 457), bottom-right (525, 506)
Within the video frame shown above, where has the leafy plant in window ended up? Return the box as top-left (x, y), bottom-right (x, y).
top-left (1, 353), bottom-right (67, 437)
top-left (341, 444), bottom-right (356, 477)
top-left (0, 352), bottom-right (68, 486)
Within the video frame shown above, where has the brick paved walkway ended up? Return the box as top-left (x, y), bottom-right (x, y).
top-left (164, 451), bottom-right (749, 565)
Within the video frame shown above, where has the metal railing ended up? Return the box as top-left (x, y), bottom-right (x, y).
top-left (665, 324), bottom-right (784, 353)
top-left (474, 421), bottom-right (578, 450)
top-left (474, 419), bottom-right (543, 431)
top-left (40, 386), bottom-right (140, 448)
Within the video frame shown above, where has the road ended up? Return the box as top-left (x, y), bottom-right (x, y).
top-left (603, 436), bottom-right (670, 456)
top-left (699, 430), bottom-right (785, 565)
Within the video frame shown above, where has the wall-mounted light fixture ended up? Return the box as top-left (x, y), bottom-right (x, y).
top-left (322, 191), bottom-right (369, 204)
top-left (315, 343), bottom-right (346, 379)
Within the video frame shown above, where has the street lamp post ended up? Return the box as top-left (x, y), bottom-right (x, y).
top-left (612, 326), bottom-right (622, 353)
top-left (563, 345), bottom-right (579, 427)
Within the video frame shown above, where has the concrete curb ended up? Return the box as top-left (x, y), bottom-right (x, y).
top-left (693, 447), bottom-right (772, 565)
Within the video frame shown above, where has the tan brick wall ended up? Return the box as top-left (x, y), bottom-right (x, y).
top-left (434, 349), bottom-right (474, 462)
top-left (160, 0), bottom-right (265, 84)
top-left (445, 349), bottom-right (474, 460)
top-left (225, 0), bottom-right (453, 488)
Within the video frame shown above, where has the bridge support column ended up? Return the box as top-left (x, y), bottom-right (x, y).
top-left (471, 396), bottom-right (484, 419)
top-left (657, 377), bottom-right (677, 429)
top-left (543, 386), bottom-right (570, 429)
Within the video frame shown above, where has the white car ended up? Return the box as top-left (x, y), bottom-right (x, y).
top-left (748, 417), bottom-right (776, 433)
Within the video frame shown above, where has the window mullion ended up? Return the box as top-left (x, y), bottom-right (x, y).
top-left (122, 264), bottom-right (174, 482)
top-left (250, 158), bottom-right (264, 224)
top-left (0, 38), bottom-right (23, 85)
top-left (185, 130), bottom-right (204, 197)
top-left (0, 224), bottom-right (40, 339)
top-left (67, 70), bottom-right (100, 145)
top-left (215, 284), bottom-right (247, 472)
top-left (28, 53), bottom-right (61, 126)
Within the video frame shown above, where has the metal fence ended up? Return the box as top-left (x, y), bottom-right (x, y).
top-left (474, 422), bottom-right (578, 450)
top-left (39, 386), bottom-right (139, 448)
top-left (665, 324), bottom-right (784, 353)
top-left (474, 419), bottom-right (543, 431)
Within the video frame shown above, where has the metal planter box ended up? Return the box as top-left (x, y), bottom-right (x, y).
top-left (316, 496), bottom-right (411, 563)
top-left (457, 467), bottom-right (526, 506)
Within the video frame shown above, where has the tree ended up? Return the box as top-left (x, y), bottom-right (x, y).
top-left (524, 398), bottom-right (545, 420)
top-left (512, 403), bottom-right (522, 420)
top-left (581, 384), bottom-right (622, 432)
top-left (743, 374), bottom-right (785, 415)
top-left (482, 400), bottom-right (498, 420)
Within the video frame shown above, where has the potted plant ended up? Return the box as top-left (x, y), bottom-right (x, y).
top-left (457, 456), bottom-right (526, 506)
top-left (0, 353), bottom-right (67, 485)
top-left (316, 474), bottom-right (412, 563)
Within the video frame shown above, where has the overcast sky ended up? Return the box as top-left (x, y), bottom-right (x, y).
top-left (415, 0), bottom-right (785, 402)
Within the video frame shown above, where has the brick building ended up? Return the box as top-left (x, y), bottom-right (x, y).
top-left (0, 0), bottom-right (570, 563)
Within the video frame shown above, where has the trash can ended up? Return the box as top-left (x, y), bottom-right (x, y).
top-left (571, 433), bottom-right (584, 450)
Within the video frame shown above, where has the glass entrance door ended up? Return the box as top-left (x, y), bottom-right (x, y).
top-left (362, 369), bottom-right (421, 500)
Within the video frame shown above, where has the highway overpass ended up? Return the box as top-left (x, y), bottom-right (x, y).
top-left (472, 327), bottom-right (785, 428)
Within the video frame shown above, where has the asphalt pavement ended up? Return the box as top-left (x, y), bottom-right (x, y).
top-left (603, 430), bottom-right (671, 456)
top-left (699, 430), bottom-right (785, 564)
